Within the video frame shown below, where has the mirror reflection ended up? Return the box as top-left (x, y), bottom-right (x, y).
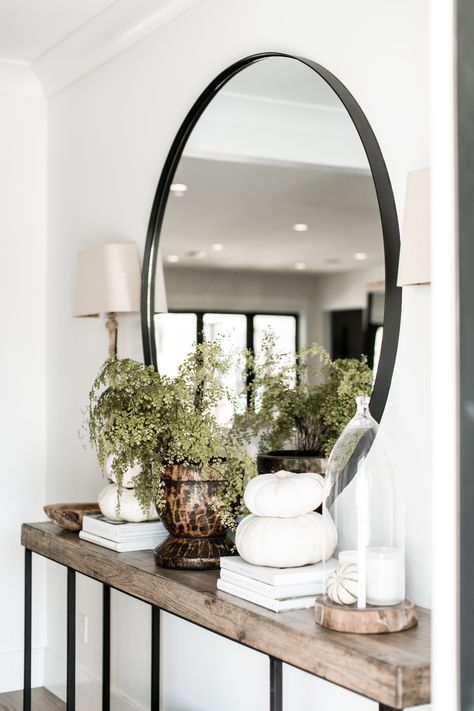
top-left (154, 57), bottom-right (384, 383)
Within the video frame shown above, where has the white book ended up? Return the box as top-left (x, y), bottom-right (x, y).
top-left (220, 569), bottom-right (324, 600)
top-left (82, 514), bottom-right (166, 542)
top-left (216, 578), bottom-right (317, 612)
top-left (79, 530), bottom-right (167, 552)
top-left (220, 556), bottom-right (337, 586)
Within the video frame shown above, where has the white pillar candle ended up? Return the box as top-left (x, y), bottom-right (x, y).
top-left (366, 546), bottom-right (404, 606)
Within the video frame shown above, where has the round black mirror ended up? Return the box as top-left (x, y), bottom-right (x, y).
top-left (141, 52), bottom-right (401, 422)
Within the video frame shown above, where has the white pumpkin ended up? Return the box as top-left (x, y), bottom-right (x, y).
top-left (104, 453), bottom-right (141, 489)
top-left (244, 470), bottom-right (325, 518)
top-left (326, 562), bottom-right (358, 605)
top-left (98, 484), bottom-right (159, 523)
top-left (235, 510), bottom-right (337, 568)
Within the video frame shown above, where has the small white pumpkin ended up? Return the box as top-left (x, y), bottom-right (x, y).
top-left (98, 484), bottom-right (158, 523)
top-left (244, 470), bottom-right (325, 518)
top-left (326, 562), bottom-right (358, 605)
top-left (104, 453), bottom-right (141, 489)
top-left (235, 510), bottom-right (337, 568)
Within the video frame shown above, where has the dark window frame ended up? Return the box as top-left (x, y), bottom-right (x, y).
top-left (165, 309), bottom-right (300, 353)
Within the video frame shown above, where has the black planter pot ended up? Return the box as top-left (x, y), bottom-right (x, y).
top-left (256, 450), bottom-right (328, 476)
top-left (256, 451), bottom-right (327, 514)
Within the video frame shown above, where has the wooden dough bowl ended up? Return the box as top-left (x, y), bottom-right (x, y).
top-left (43, 503), bottom-right (101, 532)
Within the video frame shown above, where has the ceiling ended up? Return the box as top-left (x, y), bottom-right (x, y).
top-left (0, 0), bottom-right (116, 62)
top-left (161, 156), bottom-right (383, 274)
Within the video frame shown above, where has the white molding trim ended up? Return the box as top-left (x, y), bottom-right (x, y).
top-left (0, 647), bottom-right (45, 693)
top-left (184, 90), bottom-right (369, 170)
top-left (44, 648), bottom-right (146, 711)
top-left (33, 0), bottom-right (201, 98)
top-left (0, 59), bottom-right (43, 98)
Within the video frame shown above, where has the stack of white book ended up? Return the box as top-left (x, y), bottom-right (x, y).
top-left (79, 514), bottom-right (168, 552)
top-left (217, 556), bottom-right (337, 612)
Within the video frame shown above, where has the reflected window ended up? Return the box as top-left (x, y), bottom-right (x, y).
top-left (204, 313), bottom-right (248, 422)
top-left (373, 326), bottom-right (383, 380)
top-left (254, 314), bottom-right (297, 364)
top-left (154, 310), bottom-right (298, 392)
top-left (155, 313), bottom-right (197, 377)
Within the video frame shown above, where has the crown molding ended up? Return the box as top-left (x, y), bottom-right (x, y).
top-left (0, 59), bottom-right (43, 98)
top-left (33, 0), bottom-right (201, 98)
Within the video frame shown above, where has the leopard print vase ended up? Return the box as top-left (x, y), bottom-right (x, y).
top-left (154, 463), bottom-right (234, 570)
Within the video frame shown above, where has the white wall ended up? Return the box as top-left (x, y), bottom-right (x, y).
top-left (44, 0), bottom-right (430, 709)
top-left (0, 68), bottom-right (47, 691)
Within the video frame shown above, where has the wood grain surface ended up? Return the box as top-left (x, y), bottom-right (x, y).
top-left (0, 688), bottom-right (64, 710)
top-left (22, 522), bottom-right (430, 709)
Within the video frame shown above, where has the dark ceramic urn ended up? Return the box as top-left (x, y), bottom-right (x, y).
top-left (154, 463), bottom-right (234, 570)
top-left (256, 451), bottom-right (327, 514)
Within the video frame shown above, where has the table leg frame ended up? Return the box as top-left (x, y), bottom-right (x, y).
top-left (151, 606), bottom-right (160, 710)
top-left (270, 656), bottom-right (282, 711)
top-left (66, 568), bottom-right (76, 711)
top-left (22, 549), bottom-right (407, 711)
top-left (23, 548), bottom-right (32, 711)
top-left (102, 584), bottom-right (111, 711)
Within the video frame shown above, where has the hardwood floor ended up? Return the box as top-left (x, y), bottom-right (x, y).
top-left (0, 688), bottom-right (64, 710)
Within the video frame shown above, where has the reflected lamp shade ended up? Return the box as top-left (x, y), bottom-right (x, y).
top-left (397, 167), bottom-right (431, 286)
top-left (73, 243), bottom-right (141, 317)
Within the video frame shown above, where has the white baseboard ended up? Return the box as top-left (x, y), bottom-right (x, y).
top-left (44, 648), bottom-right (147, 711)
top-left (0, 647), bottom-right (44, 693)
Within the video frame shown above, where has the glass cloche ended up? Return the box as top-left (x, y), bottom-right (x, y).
top-left (322, 396), bottom-right (405, 608)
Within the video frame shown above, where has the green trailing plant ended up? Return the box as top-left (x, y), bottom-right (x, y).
top-left (235, 333), bottom-right (373, 458)
top-left (86, 341), bottom-right (256, 529)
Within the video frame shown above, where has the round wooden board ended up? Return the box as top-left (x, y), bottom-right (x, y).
top-left (315, 595), bottom-right (418, 634)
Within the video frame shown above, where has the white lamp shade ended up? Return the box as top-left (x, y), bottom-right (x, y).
top-left (73, 243), bottom-right (141, 316)
top-left (397, 167), bottom-right (431, 286)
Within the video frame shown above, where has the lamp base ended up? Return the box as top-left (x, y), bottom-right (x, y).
top-left (105, 312), bottom-right (118, 359)
top-left (315, 596), bottom-right (418, 634)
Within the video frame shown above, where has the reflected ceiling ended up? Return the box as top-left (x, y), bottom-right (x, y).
top-left (162, 156), bottom-right (382, 274)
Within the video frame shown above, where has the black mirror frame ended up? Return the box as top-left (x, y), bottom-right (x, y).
top-left (141, 52), bottom-right (402, 423)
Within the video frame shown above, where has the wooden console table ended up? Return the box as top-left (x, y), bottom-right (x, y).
top-left (21, 522), bottom-right (431, 711)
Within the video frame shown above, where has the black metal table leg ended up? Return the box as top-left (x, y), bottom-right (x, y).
top-left (379, 705), bottom-right (401, 711)
top-left (102, 584), bottom-right (111, 711)
top-left (67, 568), bottom-right (76, 711)
top-left (269, 657), bottom-right (282, 711)
top-left (151, 606), bottom-right (160, 710)
top-left (23, 548), bottom-right (32, 711)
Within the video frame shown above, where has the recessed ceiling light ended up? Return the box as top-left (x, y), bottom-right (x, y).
top-left (293, 223), bottom-right (309, 232)
top-left (353, 252), bottom-right (368, 261)
top-left (294, 262), bottom-right (307, 271)
top-left (166, 255), bottom-right (180, 263)
top-left (212, 243), bottom-right (224, 252)
top-left (170, 183), bottom-right (188, 197)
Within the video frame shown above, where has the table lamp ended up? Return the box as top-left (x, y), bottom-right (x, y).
top-left (397, 167), bottom-right (431, 286)
top-left (73, 243), bottom-right (167, 358)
